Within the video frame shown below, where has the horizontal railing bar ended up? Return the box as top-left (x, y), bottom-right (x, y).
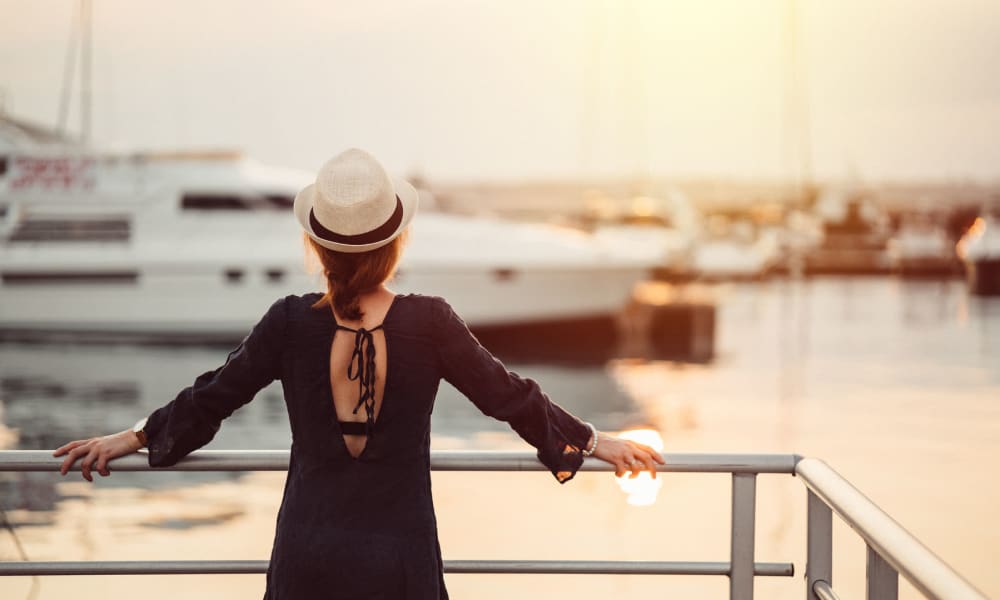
top-left (447, 560), bottom-right (794, 576)
top-left (0, 450), bottom-right (800, 474)
top-left (795, 458), bottom-right (988, 600)
top-left (0, 560), bottom-right (795, 577)
top-left (813, 580), bottom-right (840, 600)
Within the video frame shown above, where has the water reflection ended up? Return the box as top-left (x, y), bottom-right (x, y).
top-left (1, 278), bottom-right (999, 598)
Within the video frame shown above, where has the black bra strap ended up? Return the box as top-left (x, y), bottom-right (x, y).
top-left (335, 324), bottom-right (384, 333)
top-left (339, 420), bottom-right (369, 436)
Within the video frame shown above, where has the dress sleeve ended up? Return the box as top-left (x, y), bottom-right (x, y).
top-left (142, 295), bottom-right (289, 467)
top-left (432, 296), bottom-right (593, 483)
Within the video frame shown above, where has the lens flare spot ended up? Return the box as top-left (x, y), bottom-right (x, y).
top-left (614, 429), bottom-right (665, 507)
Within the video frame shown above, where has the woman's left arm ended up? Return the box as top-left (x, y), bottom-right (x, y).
top-left (432, 296), bottom-right (664, 483)
top-left (588, 430), bottom-right (665, 479)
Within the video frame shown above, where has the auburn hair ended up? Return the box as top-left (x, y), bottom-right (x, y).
top-left (304, 229), bottom-right (407, 321)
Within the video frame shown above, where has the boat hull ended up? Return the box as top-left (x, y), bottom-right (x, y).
top-left (965, 258), bottom-right (1000, 296)
top-left (0, 263), bottom-right (647, 342)
top-left (892, 257), bottom-right (961, 278)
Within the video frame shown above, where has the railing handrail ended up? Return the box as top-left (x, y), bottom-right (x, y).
top-left (796, 457), bottom-right (987, 600)
top-left (0, 559), bottom-right (795, 577)
top-left (0, 450), bottom-right (989, 599)
top-left (0, 449), bottom-right (800, 474)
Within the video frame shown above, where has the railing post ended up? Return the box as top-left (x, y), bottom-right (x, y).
top-left (730, 472), bottom-right (757, 600)
top-left (866, 545), bottom-right (898, 600)
top-left (806, 489), bottom-right (832, 599)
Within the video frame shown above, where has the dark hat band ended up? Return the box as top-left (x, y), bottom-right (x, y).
top-left (309, 195), bottom-right (404, 246)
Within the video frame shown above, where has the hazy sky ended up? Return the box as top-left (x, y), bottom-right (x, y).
top-left (1, 0), bottom-right (998, 183)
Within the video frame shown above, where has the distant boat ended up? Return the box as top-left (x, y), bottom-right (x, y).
top-left (887, 213), bottom-right (960, 277)
top-left (584, 190), bottom-right (698, 281)
top-left (957, 211), bottom-right (1000, 296)
top-left (804, 189), bottom-right (891, 275)
top-left (687, 215), bottom-right (779, 281)
top-left (0, 117), bottom-right (651, 340)
top-left (582, 190), bottom-right (778, 281)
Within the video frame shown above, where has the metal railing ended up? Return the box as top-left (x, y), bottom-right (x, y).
top-left (0, 450), bottom-right (988, 599)
top-left (795, 458), bottom-right (987, 600)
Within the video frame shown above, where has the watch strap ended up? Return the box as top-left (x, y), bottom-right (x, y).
top-left (132, 417), bottom-right (149, 448)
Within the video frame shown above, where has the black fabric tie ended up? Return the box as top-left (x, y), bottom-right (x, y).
top-left (338, 324), bottom-right (383, 438)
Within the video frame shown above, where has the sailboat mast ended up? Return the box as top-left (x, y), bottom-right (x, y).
top-left (56, 1), bottom-right (79, 135)
top-left (55, 0), bottom-right (93, 142)
top-left (783, 0), bottom-right (812, 204)
top-left (80, 0), bottom-right (93, 143)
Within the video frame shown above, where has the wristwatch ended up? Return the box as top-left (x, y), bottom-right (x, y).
top-left (132, 416), bottom-right (149, 448)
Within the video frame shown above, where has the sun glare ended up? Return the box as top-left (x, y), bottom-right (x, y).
top-left (956, 217), bottom-right (986, 260)
top-left (614, 428), bottom-right (665, 507)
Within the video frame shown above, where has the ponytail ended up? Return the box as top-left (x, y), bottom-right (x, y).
top-left (305, 231), bottom-right (405, 321)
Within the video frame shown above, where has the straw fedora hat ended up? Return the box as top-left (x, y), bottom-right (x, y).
top-left (294, 148), bottom-right (419, 253)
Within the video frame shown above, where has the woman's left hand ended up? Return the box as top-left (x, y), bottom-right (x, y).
top-left (591, 431), bottom-right (666, 478)
top-left (52, 430), bottom-right (144, 481)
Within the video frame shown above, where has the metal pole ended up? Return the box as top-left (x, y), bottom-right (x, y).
top-left (812, 580), bottom-right (840, 600)
top-left (0, 450), bottom-right (800, 474)
top-left (806, 489), bottom-right (832, 599)
top-left (866, 545), bottom-right (898, 600)
top-left (730, 472), bottom-right (757, 600)
top-left (0, 559), bottom-right (796, 577)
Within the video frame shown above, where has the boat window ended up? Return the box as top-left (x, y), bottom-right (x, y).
top-left (1, 271), bottom-right (138, 285)
top-left (8, 216), bottom-right (131, 243)
top-left (182, 193), bottom-right (296, 211)
top-left (493, 268), bottom-right (517, 282)
top-left (224, 268), bottom-right (245, 284)
top-left (266, 195), bottom-right (294, 209)
top-left (182, 194), bottom-right (253, 211)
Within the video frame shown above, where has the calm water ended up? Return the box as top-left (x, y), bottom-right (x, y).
top-left (1, 277), bottom-right (998, 599)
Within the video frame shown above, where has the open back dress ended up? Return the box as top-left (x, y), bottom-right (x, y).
top-left (141, 292), bottom-right (593, 599)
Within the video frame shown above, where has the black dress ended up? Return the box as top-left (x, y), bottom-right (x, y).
top-left (142, 292), bottom-right (594, 599)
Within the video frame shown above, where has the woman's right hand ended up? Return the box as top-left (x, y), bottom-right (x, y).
top-left (590, 431), bottom-right (665, 479)
top-left (52, 430), bottom-right (144, 481)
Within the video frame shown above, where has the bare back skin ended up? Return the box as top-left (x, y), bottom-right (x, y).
top-left (329, 285), bottom-right (395, 458)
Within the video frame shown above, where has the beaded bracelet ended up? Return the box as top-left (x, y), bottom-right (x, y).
top-left (581, 422), bottom-right (599, 456)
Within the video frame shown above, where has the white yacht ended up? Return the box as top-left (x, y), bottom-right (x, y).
top-left (0, 117), bottom-right (651, 340)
